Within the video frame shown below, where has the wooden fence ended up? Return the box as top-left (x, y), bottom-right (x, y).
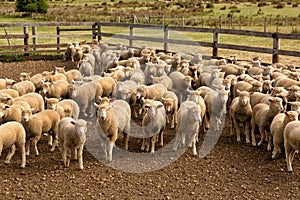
top-left (1, 22), bottom-right (300, 63)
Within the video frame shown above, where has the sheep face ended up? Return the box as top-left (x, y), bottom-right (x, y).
top-left (183, 76), bottom-right (193, 88)
top-left (0, 105), bottom-right (9, 118)
top-left (41, 83), bottom-right (51, 95)
top-left (288, 102), bottom-right (300, 113)
top-left (0, 94), bottom-right (12, 104)
top-left (120, 89), bottom-right (131, 101)
top-left (269, 97), bottom-right (284, 113)
top-left (145, 103), bottom-right (163, 119)
top-left (20, 73), bottom-right (31, 81)
top-left (136, 86), bottom-right (146, 99)
top-left (156, 64), bottom-right (165, 77)
top-left (190, 106), bottom-right (202, 122)
top-left (286, 111), bottom-right (299, 122)
top-left (162, 98), bottom-right (175, 114)
top-left (55, 67), bottom-right (65, 74)
top-left (238, 91), bottom-right (250, 106)
top-left (21, 109), bottom-right (32, 122)
top-left (223, 79), bottom-right (231, 90)
top-left (72, 119), bottom-right (89, 139)
top-left (164, 65), bottom-right (171, 74)
top-left (95, 104), bottom-right (112, 120)
top-left (45, 98), bottom-right (59, 110)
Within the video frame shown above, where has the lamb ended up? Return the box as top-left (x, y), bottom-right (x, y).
top-left (19, 72), bottom-right (31, 81)
top-left (186, 90), bottom-right (206, 129)
top-left (30, 73), bottom-right (43, 92)
top-left (251, 97), bottom-right (284, 147)
top-left (229, 90), bottom-right (252, 143)
top-left (58, 117), bottom-right (90, 169)
top-left (0, 89), bottom-right (19, 98)
top-left (21, 109), bottom-right (60, 156)
top-left (94, 100), bottom-right (131, 161)
top-left (141, 99), bottom-right (166, 153)
top-left (70, 81), bottom-right (102, 118)
top-left (270, 111), bottom-right (298, 159)
top-left (45, 98), bottom-right (80, 120)
top-left (41, 80), bottom-right (70, 99)
top-left (204, 88), bottom-right (229, 132)
top-left (169, 71), bottom-right (193, 104)
top-left (162, 91), bottom-right (178, 129)
top-left (126, 68), bottom-right (145, 85)
top-left (275, 77), bottom-right (300, 89)
top-left (233, 80), bottom-right (263, 99)
top-left (13, 93), bottom-right (45, 113)
top-left (284, 121), bottom-right (300, 172)
top-left (42, 71), bottom-right (68, 83)
top-left (0, 121), bottom-right (26, 168)
top-left (10, 81), bottom-right (36, 96)
top-left (173, 100), bottom-right (202, 156)
top-left (220, 64), bottom-right (246, 77)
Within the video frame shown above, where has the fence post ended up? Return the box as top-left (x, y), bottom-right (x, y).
top-left (32, 26), bottom-right (37, 51)
top-left (56, 26), bottom-right (60, 52)
top-left (264, 17), bottom-right (267, 32)
top-left (163, 25), bottom-right (169, 52)
top-left (97, 24), bottom-right (102, 42)
top-left (181, 16), bottom-right (184, 27)
top-left (272, 33), bottom-right (280, 64)
top-left (92, 23), bottom-right (96, 40)
top-left (129, 25), bottom-right (133, 47)
top-left (212, 28), bottom-right (219, 58)
top-left (23, 26), bottom-right (29, 56)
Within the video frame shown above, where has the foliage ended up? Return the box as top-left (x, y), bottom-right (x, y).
top-left (15, 0), bottom-right (49, 14)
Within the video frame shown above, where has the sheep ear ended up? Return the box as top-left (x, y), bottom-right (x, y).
top-left (31, 108), bottom-right (35, 112)
top-left (157, 104), bottom-right (163, 109)
top-left (94, 102), bottom-right (99, 108)
top-left (236, 89), bottom-right (241, 96)
top-left (70, 121), bottom-right (76, 125)
top-left (4, 105), bottom-right (10, 109)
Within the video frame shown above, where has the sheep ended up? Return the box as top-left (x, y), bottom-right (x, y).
top-left (104, 69), bottom-right (125, 81)
top-left (141, 99), bottom-right (166, 153)
top-left (0, 121), bottom-right (26, 168)
top-left (41, 71), bottom-right (68, 83)
top-left (10, 81), bottom-right (36, 96)
top-left (0, 89), bottom-right (19, 98)
top-left (178, 52), bottom-right (203, 65)
top-left (0, 103), bottom-right (23, 123)
top-left (3, 78), bottom-right (16, 88)
top-left (55, 67), bottom-right (82, 84)
top-left (45, 98), bottom-right (80, 120)
top-left (284, 121), bottom-right (300, 172)
top-left (173, 100), bottom-right (202, 156)
top-left (220, 64), bottom-right (246, 77)
top-left (58, 117), bottom-right (90, 169)
top-left (136, 84), bottom-right (167, 102)
top-left (250, 92), bottom-right (268, 108)
top-left (41, 80), bottom-right (70, 99)
top-left (169, 71), bottom-right (193, 104)
top-left (151, 75), bottom-right (173, 91)
top-left (251, 97), bottom-right (284, 147)
top-left (96, 77), bottom-right (116, 97)
top-left (94, 100), bottom-right (131, 161)
top-left (162, 91), bottom-right (178, 129)
top-left (275, 77), bottom-right (300, 89)
top-left (78, 60), bottom-right (94, 77)
top-left (233, 81), bottom-right (263, 99)
top-left (70, 81), bottom-right (102, 118)
top-left (186, 90), bottom-right (206, 128)
top-left (14, 93), bottom-right (45, 113)
top-left (19, 72), bottom-right (31, 81)
top-left (204, 88), bottom-right (229, 132)
top-left (229, 90), bottom-right (252, 143)
top-left (144, 63), bottom-right (157, 85)
top-left (125, 68), bottom-right (145, 85)
top-left (21, 109), bottom-right (60, 156)
top-left (30, 73), bottom-right (43, 92)
top-left (270, 111), bottom-right (298, 159)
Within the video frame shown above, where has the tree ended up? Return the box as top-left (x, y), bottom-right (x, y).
top-left (15, 0), bottom-right (48, 15)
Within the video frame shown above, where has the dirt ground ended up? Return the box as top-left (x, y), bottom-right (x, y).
top-left (0, 60), bottom-right (299, 200)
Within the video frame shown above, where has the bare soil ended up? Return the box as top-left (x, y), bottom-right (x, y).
top-left (0, 60), bottom-right (299, 200)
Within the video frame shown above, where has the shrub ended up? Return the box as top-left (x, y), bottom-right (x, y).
top-left (206, 3), bottom-right (214, 9)
top-left (15, 0), bottom-right (49, 14)
top-left (275, 2), bottom-right (285, 8)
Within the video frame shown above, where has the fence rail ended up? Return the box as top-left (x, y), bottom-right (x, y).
top-left (0, 22), bottom-right (300, 63)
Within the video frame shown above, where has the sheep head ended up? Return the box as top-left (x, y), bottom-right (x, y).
top-left (45, 97), bottom-right (59, 110)
top-left (21, 108), bottom-right (33, 122)
top-left (0, 104), bottom-right (10, 118)
top-left (188, 105), bottom-right (202, 123)
top-left (162, 97), bottom-right (175, 113)
top-left (94, 103), bottom-right (112, 120)
top-left (236, 90), bottom-right (250, 106)
top-left (269, 97), bottom-right (284, 114)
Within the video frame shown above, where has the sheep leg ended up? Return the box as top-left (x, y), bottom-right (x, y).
top-left (47, 134), bottom-right (53, 147)
top-left (258, 127), bottom-right (266, 147)
top-left (25, 139), bottom-right (31, 156)
top-left (251, 123), bottom-right (257, 146)
top-left (159, 130), bottom-right (164, 147)
top-left (267, 132), bottom-right (272, 151)
top-left (107, 141), bottom-right (114, 162)
top-left (230, 118), bottom-right (235, 137)
top-left (145, 138), bottom-right (150, 152)
top-left (73, 148), bottom-right (78, 160)
top-left (4, 144), bottom-right (16, 165)
top-left (285, 144), bottom-right (294, 172)
top-left (150, 135), bottom-right (156, 153)
top-left (19, 144), bottom-right (26, 168)
top-left (50, 132), bottom-right (58, 152)
top-left (244, 121), bottom-right (251, 144)
top-left (62, 146), bottom-right (68, 167)
top-left (141, 138), bottom-right (146, 151)
top-left (272, 136), bottom-right (281, 159)
top-left (32, 135), bottom-right (42, 156)
top-left (78, 145), bottom-right (84, 170)
top-left (123, 133), bottom-right (129, 150)
top-left (173, 131), bottom-right (181, 151)
top-left (66, 149), bottom-right (71, 167)
top-left (189, 133), bottom-right (197, 156)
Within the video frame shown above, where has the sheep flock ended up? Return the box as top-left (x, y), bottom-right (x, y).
top-left (0, 39), bottom-right (300, 172)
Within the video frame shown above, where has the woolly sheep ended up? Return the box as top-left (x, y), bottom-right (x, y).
top-left (94, 100), bottom-right (131, 161)
top-left (152, 75), bottom-right (173, 91)
top-left (41, 80), bottom-right (70, 99)
top-left (19, 72), bottom-right (31, 81)
top-left (144, 63), bottom-right (157, 85)
top-left (42, 71), bottom-right (68, 83)
top-left (173, 100), bottom-right (202, 156)
top-left (251, 97), bottom-right (284, 147)
top-left (96, 77), bottom-right (116, 97)
top-left (162, 91), bottom-right (178, 129)
top-left (136, 84), bottom-right (167, 102)
top-left (70, 81), bottom-right (102, 118)
top-left (10, 81), bottom-right (36, 96)
top-left (78, 60), bottom-right (94, 77)
top-left (229, 90), bottom-right (252, 143)
top-left (284, 121), bottom-right (300, 172)
top-left (233, 80), bottom-right (263, 99)
top-left (169, 71), bottom-right (193, 104)
top-left (21, 109), bottom-right (60, 156)
top-left (141, 99), bottom-right (166, 153)
top-left (55, 67), bottom-right (82, 84)
top-left (0, 121), bottom-right (26, 168)
top-left (58, 117), bottom-right (91, 169)
top-left (14, 93), bottom-right (45, 113)
top-left (45, 98), bottom-right (80, 120)
top-left (0, 89), bottom-right (19, 98)
top-left (0, 103), bottom-right (23, 123)
top-left (270, 111), bottom-right (298, 159)
top-left (30, 73), bottom-right (43, 92)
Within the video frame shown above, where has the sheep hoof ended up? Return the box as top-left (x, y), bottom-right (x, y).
top-left (4, 160), bottom-right (10, 165)
top-left (252, 142), bottom-right (256, 146)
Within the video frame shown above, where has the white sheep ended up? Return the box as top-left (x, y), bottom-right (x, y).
top-left (9, 81), bottom-right (36, 96)
top-left (58, 117), bottom-right (91, 169)
top-left (21, 109), bottom-right (60, 156)
top-left (78, 60), bottom-right (94, 77)
top-left (162, 91), bottom-right (178, 129)
top-left (14, 93), bottom-right (45, 114)
top-left (42, 71), bottom-right (68, 83)
top-left (169, 71), bottom-right (193, 104)
top-left (19, 72), bottom-right (31, 81)
top-left (270, 111), bottom-right (298, 159)
top-left (0, 121), bottom-right (26, 168)
top-left (136, 83), bottom-right (167, 102)
top-left (251, 97), bottom-right (284, 147)
top-left (96, 77), bottom-right (116, 97)
top-left (41, 80), bottom-right (70, 99)
top-left (229, 90), bottom-right (252, 143)
top-left (173, 100), bottom-right (202, 156)
top-left (55, 67), bottom-right (82, 84)
top-left (152, 75), bottom-right (173, 91)
top-left (0, 89), bottom-right (19, 99)
top-left (94, 100), bottom-right (131, 161)
top-left (0, 103), bottom-right (23, 123)
top-left (283, 121), bottom-right (300, 172)
top-left (141, 99), bottom-right (166, 153)
top-left (45, 98), bottom-right (80, 120)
